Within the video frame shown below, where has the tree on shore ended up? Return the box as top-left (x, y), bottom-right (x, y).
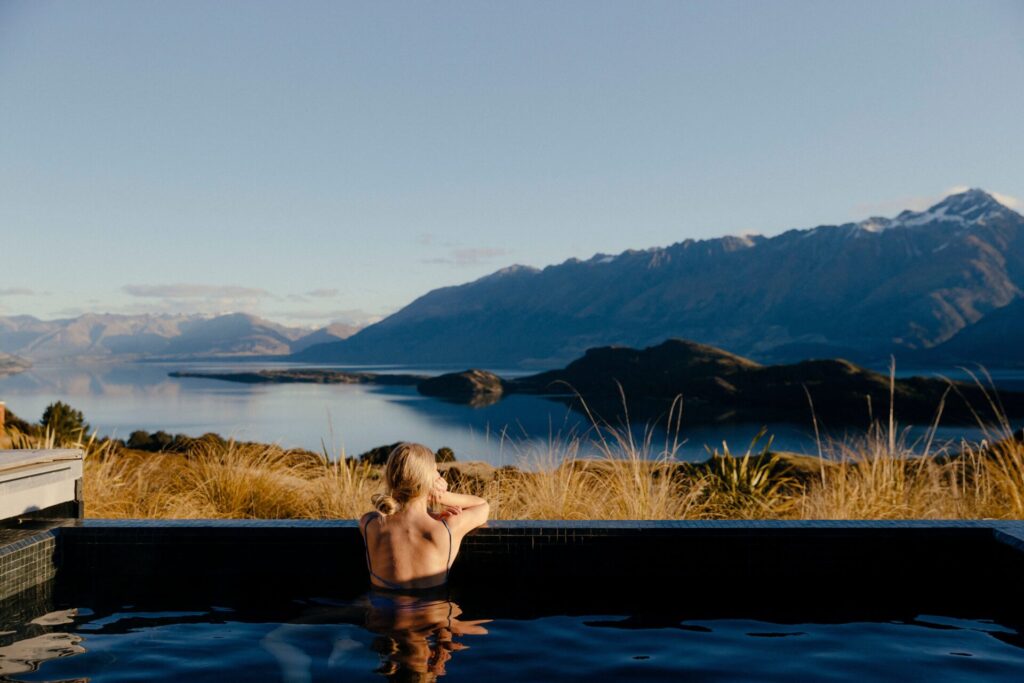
top-left (41, 401), bottom-right (90, 443)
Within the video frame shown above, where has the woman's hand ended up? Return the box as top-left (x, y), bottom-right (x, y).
top-left (429, 503), bottom-right (462, 521)
top-left (432, 474), bottom-right (448, 495)
top-left (428, 474), bottom-right (449, 507)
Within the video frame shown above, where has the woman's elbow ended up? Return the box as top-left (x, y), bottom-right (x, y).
top-left (476, 500), bottom-right (491, 526)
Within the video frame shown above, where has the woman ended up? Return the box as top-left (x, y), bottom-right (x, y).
top-left (360, 443), bottom-right (489, 591)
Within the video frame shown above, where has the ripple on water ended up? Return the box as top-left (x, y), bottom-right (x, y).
top-left (3, 604), bottom-right (1023, 682)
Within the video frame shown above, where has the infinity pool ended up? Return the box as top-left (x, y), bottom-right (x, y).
top-left (2, 589), bottom-right (1023, 682)
top-left (3, 520), bottom-right (1024, 682)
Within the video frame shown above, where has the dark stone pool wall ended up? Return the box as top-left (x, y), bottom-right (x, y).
top-left (2, 519), bottom-right (1024, 617)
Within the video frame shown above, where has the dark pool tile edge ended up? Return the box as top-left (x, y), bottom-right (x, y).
top-left (992, 524), bottom-right (1024, 553)
top-left (67, 518), bottom-right (1016, 530)
top-left (69, 518), bottom-right (362, 528)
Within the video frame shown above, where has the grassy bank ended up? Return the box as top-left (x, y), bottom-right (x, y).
top-left (5, 417), bottom-right (1023, 520)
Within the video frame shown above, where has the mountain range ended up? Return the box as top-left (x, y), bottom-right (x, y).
top-left (4, 189), bottom-right (1022, 369)
top-left (295, 188), bottom-right (1024, 368)
top-left (0, 313), bottom-right (360, 361)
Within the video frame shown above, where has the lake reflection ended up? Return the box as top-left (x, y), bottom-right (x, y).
top-left (0, 362), bottom-right (1008, 464)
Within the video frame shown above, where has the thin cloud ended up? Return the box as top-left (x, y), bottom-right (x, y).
top-left (990, 191), bottom-right (1020, 209)
top-left (269, 308), bottom-right (386, 326)
top-left (416, 233), bottom-right (456, 248)
top-left (112, 283), bottom-right (276, 318)
top-left (0, 288), bottom-right (36, 296)
top-left (422, 247), bottom-right (512, 267)
top-left (306, 288), bottom-right (339, 298)
top-left (123, 283), bottom-right (271, 299)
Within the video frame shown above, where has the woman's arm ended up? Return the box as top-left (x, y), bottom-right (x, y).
top-left (428, 476), bottom-right (489, 530)
top-left (433, 490), bottom-right (487, 509)
top-left (429, 474), bottom-right (486, 511)
top-left (447, 498), bottom-right (489, 536)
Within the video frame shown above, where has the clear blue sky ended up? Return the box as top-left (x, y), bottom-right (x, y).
top-left (2, 0), bottom-right (1022, 327)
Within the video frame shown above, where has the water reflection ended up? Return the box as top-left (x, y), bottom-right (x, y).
top-left (261, 593), bottom-right (490, 682)
top-left (0, 609), bottom-right (86, 678)
top-left (0, 361), bottom-right (1008, 463)
top-left (365, 593), bottom-right (490, 680)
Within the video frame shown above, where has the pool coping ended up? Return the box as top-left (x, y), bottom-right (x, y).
top-left (56, 517), bottom-right (1024, 546)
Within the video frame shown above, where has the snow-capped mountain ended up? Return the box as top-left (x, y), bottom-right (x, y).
top-left (296, 188), bottom-right (1024, 367)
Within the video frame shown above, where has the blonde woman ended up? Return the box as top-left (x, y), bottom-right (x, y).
top-left (360, 443), bottom-right (489, 591)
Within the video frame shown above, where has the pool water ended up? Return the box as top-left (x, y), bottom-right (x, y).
top-left (2, 593), bottom-right (1023, 682)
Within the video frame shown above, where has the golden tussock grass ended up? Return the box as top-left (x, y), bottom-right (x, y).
top-left (5, 380), bottom-right (1023, 521)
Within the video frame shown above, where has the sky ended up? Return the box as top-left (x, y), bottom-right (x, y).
top-left (2, 0), bottom-right (1023, 328)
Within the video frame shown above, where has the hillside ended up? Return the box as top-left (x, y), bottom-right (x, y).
top-left (295, 189), bottom-right (1024, 367)
top-left (921, 299), bottom-right (1024, 368)
top-left (509, 338), bottom-right (1024, 425)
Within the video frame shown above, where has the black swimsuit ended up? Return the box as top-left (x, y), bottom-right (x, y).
top-left (361, 513), bottom-right (452, 591)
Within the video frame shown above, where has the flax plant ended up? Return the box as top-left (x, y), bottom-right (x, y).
top-left (704, 430), bottom-right (799, 519)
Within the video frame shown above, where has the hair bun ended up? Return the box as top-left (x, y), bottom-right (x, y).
top-left (371, 493), bottom-right (399, 515)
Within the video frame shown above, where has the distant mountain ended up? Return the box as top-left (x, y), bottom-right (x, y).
top-left (0, 313), bottom-right (193, 359)
top-left (290, 323), bottom-right (362, 353)
top-left (158, 313), bottom-right (307, 357)
top-left (922, 299), bottom-right (1024, 368)
top-left (0, 313), bottom-right (362, 361)
top-left (296, 189), bottom-right (1024, 367)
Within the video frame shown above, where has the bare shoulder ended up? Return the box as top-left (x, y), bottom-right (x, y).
top-left (358, 511), bottom-right (378, 536)
top-left (446, 501), bottom-right (490, 538)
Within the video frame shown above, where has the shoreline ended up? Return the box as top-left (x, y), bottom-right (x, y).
top-left (169, 361), bottom-right (1024, 427)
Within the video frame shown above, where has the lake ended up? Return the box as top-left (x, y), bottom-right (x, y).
top-left (0, 362), bottom-right (1019, 465)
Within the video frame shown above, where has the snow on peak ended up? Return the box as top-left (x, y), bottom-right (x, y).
top-left (895, 188), bottom-right (1014, 228)
top-left (485, 264), bottom-right (539, 278)
top-left (857, 217), bottom-right (892, 233)
top-left (728, 231), bottom-right (763, 247)
top-left (715, 231), bottom-right (764, 248)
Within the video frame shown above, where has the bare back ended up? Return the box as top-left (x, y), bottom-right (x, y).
top-left (360, 510), bottom-right (454, 590)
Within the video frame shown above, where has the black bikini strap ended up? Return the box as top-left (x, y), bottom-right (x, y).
top-left (362, 513), bottom-right (381, 576)
top-left (442, 518), bottom-right (452, 580)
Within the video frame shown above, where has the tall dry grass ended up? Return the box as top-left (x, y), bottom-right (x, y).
top-left (9, 427), bottom-right (382, 519)
top-left (793, 368), bottom-right (1024, 519)
top-left (4, 376), bottom-right (1023, 520)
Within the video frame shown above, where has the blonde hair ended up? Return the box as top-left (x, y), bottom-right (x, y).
top-left (371, 442), bottom-right (437, 515)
